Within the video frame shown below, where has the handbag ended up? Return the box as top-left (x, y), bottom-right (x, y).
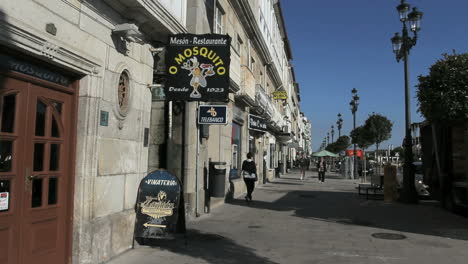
top-left (252, 172), bottom-right (258, 181)
top-left (243, 170), bottom-right (257, 181)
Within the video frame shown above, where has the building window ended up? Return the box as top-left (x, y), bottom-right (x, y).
top-left (214, 4), bottom-right (225, 34)
top-left (250, 57), bottom-right (256, 73)
top-left (269, 143), bottom-right (275, 169)
top-left (247, 40), bottom-right (252, 68)
top-left (235, 35), bottom-right (243, 55)
top-left (230, 122), bottom-right (242, 178)
top-left (118, 71), bottom-right (130, 112)
top-left (259, 71), bottom-right (263, 86)
top-left (249, 135), bottom-right (256, 158)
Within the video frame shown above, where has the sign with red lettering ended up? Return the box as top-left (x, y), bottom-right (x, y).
top-left (346, 149), bottom-right (363, 157)
top-left (0, 192), bottom-right (9, 211)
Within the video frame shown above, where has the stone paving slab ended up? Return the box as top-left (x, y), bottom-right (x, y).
top-left (107, 170), bottom-right (468, 264)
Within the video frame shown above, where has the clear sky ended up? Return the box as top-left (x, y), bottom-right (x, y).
top-left (282, 0), bottom-right (468, 151)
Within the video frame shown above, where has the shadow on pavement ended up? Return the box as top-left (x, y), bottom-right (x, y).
top-left (229, 182), bottom-right (468, 241)
top-left (144, 229), bottom-right (279, 264)
top-left (280, 172), bottom-right (346, 181)
top-left (268, 181), bottom-right (303, 186)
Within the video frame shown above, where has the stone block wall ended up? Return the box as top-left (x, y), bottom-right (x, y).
top-left (0, 1), bottom-right (153, 263)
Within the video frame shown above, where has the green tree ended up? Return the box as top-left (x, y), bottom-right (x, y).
top-left (350, 126), bottom-right (374, 180)
top-left (325, 135), bottom-right (350, 153)
top-left (364, 113), bottom-right (393, 153)
top-left (350, 126), bottom-right (373, 150)
top-left (364, 113), bottom-right (393, 177)
top-left (391, 146), bottom-right (404, 159)
top-left (417, 52), bottom-right (468, 122)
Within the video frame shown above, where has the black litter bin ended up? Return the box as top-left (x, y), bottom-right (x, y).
top-left (209, 161), bottom-right (226, 197)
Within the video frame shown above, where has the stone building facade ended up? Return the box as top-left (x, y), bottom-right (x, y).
top-left (0, 0), bottom-right (309, 263)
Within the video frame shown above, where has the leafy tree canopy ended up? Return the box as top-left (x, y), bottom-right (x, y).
top-left (325, 135), bottom-right (350, 153)
top-left (350, 126), bottom-right (373, 149)
top-left (364, 113), bottom-right (393, 150)
top-left (417, 52), bottom-right (468, 122)
top-left (391, 146), bottom-right (404, 157)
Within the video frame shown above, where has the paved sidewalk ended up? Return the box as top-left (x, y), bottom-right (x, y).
top-left (107, 170), bottom-right (468, 264)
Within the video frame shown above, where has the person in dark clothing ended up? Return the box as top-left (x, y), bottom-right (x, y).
top-left (317, 157), bottom-right (327, 182)
top-left (299, 154), bottom-right (308, 180)
top-left (242, 152), bottom-right (257, 202)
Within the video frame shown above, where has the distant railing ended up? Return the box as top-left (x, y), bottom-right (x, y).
top-left (255, 84), bottom-right (274, 119)
top-left (239, 65), bottom-right (256, 103)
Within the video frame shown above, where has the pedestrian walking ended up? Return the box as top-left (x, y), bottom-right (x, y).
top-left (242, 152), bottom-right (257, 202)
top-left (299, 154), bottom-right (308, 180)
top-left (317, 157), bottom-right (327, 182)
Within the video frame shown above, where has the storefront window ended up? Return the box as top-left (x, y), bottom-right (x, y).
top-left (269, 143), bottom-right (275, 169)
top-left (230, 122), bottom-right (242, 179)
top-left (248, 135), bottom-right (256, 159)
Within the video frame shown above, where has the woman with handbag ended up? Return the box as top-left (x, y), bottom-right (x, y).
top-left (242, 152), bottom-right (257, 202)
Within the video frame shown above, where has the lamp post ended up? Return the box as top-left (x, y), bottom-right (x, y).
top-left (390, 0), bottom-right (422, 203)
top-left (327, 132), bottom-right (330, 145)
top-left (349, 88), bottom-right (359, 180)
top-left (331, 125), bottom-right (335, 143)
top-left (336, 113), bottom-right (343, 138)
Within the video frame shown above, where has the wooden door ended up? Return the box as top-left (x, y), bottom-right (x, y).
top-left (0, 74), bottom-right (75, 264)
top-left (0, 77), bottom-right (27, 264)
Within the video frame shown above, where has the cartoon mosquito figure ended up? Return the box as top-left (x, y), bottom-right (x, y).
top-left (181, 57), bottom-right (215, 98)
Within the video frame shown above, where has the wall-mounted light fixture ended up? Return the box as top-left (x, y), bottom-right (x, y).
top-left (112, 23), bottom-right (145, 44)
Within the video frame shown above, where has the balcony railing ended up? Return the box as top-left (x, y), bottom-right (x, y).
top-left (230, 47), bottom-right (241, 87)
top-left (236, 65), bottom-right (256, 106)
top-left (255, 84), bottom-right (274, 119)
top-left (271, 107), bottom-right (283, 129)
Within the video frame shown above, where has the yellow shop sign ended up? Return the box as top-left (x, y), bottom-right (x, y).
top-left (273, 91), bottom-right (288, 100)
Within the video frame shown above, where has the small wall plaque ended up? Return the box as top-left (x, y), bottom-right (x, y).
top-left (46, 23), bottom-right (57, 36)
top-left (151, 85), bottom-right (166, 101)
top-left (100, 111), bottom-right (109, 126)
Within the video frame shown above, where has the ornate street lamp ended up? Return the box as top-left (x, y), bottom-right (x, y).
top-left (350, 88), bottom-right (359, 180)
top-left (390, 0), bottom-right (422, 203)
top-left (336, 113), bottom-right (343, 138)
top-left (331, 125), bottom-right (335, 143)
top-left (327, 132), bottom-right (330, 145)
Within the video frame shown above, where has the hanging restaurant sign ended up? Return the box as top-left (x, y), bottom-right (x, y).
top-left (165, 34), bottom-right (231, 102)
top-left (198, 105), bottom-right (228, 125)
top-left (273, 91), bottom-right (288, 100)
top-left (248, 114), bottom-right (267, 132)
top-left (134, 170), bottom-right (184, 240)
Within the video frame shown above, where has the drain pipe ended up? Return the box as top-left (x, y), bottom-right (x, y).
top-left (195, 102), bottom-right (200, 217)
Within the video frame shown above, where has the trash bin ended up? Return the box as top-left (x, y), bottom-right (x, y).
top-left (209, 161), bottom-right (226, 197)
